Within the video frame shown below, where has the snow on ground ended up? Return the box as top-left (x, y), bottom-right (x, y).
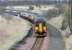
top-left (61, 26), bottom-right (72, 50)
top-left (65, 35), bottom-right (72, 50)
top-left (48, 14), bottom-right (72, 50)
top-left (48, 14), bottom-right (64, 29)
top-left (0, 15), bottom-right (31, 50)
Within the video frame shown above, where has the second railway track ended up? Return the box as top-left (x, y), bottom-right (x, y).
top-left (31, 37), bottom-right (44, 50)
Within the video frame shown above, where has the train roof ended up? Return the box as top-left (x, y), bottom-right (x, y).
top-left (35, 17), bottom-right (47, 22)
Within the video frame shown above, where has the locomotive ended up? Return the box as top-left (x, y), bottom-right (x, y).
top-left (33, 17), bottom-right (47, 37)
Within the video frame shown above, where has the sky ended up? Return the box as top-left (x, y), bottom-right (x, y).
top-left (0, 0), bottom-right (69, 2)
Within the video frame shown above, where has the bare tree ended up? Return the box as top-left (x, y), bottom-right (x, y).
top-left (61, 3), bottom-right (72, 37)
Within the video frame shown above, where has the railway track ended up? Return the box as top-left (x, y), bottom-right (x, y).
top-left (31, 37), bottom-right (44, 50)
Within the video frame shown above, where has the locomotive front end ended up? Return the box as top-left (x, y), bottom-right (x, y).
top-left (33, 18), bottom-right (47, 37)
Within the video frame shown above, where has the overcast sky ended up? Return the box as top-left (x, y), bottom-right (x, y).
top-left (11, 0), bottom-right (68, 1)
top-left (0, 0), bottom-right (69, 2)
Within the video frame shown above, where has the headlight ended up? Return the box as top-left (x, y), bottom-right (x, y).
top-left (35, 26), bottom-right (38, 32)
top-left (43, 26), bottom-right (47, 32)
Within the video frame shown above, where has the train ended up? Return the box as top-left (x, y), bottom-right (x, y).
top-left (20, 13), bottom-right (47, 37)
top-left (6, 10), bottom-right (48, 37)
top-left (33, 17), bottom-right (47, 37)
